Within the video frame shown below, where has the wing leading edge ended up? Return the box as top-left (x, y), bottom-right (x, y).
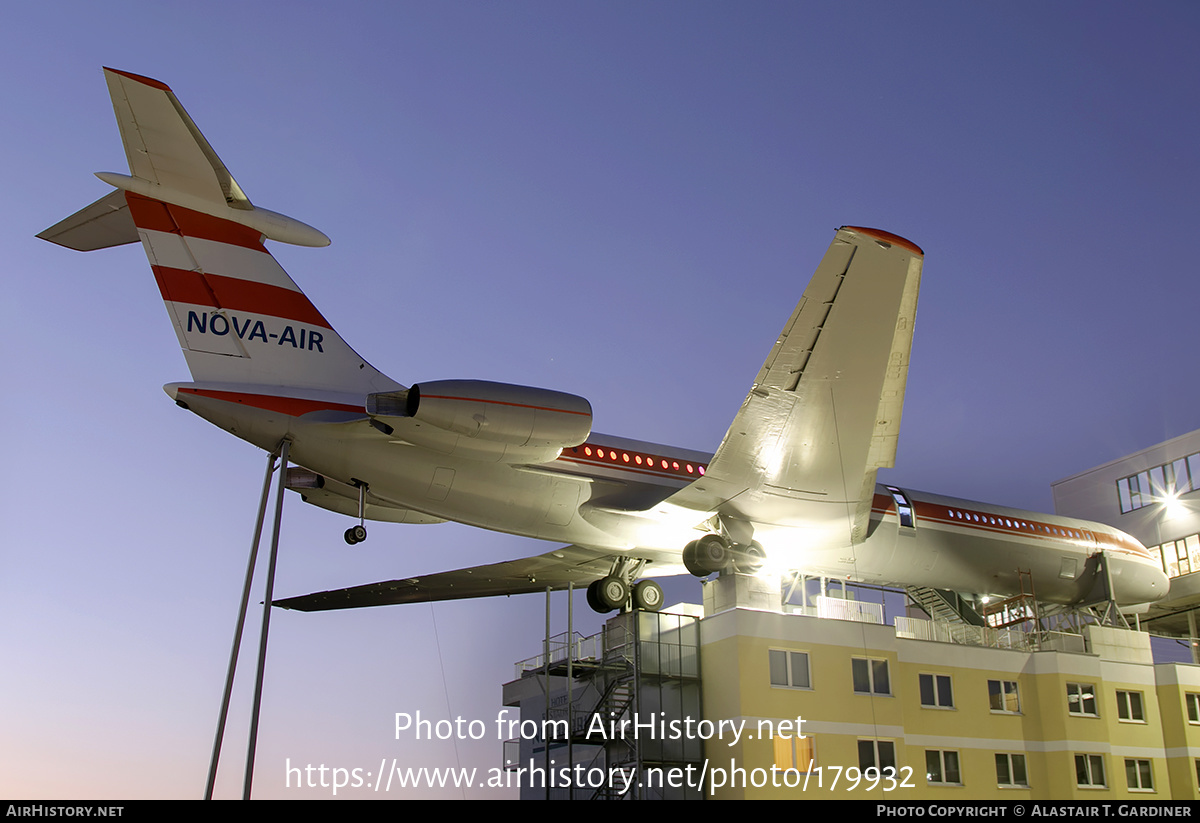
top-left (273, 545), bottom-right (618, 611)
top-left (663, 226), bottom-right (923, 546)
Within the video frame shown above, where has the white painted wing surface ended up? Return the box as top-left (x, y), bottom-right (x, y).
top-left (664, 226), bottom-right (923, 546)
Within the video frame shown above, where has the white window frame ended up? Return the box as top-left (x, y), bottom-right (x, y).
top-left (919, 673), bottom-right (954, 709)
top-left (852, 657), bottom-right (891, 696)
top-left (1067, 682), bottom-right (1099, 717)
top-left (1186, 693), bottom-right (1200, 724)
top-left (1116, 690), bottom-right (1145, 723)
top-left (1075, 753), bottom-right (1106, 788)
top-left (995, 753), bottom-right (1028, 788)
top-left (769, 649), bottom-right (811, 689)
top-left (988, 679), bottom-right (1021, 713)
top-left (925, 749), bottom-right (962, 785)
top-left (858, 739), bottom-right (897, 776)
top-left (772, 733), bottom-right (816, 774)
top-left (1125, 758), bottom-right (1154, 792)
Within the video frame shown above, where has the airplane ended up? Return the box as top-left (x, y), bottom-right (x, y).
top-left (40, 69), bottom-right (1169, 618)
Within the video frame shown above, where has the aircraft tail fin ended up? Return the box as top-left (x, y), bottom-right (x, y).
top-left (39, 69), bottom-right (398, 397)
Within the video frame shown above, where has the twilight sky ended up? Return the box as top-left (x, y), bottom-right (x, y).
top-left (2, 0), bottom-right (1199, 799)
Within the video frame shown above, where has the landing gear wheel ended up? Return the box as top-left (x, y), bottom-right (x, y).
top-left (682, 540), bottom-right (706, 577)
top-left (351, 525), bottom-right (367, 543)
top-left (597, 576), bottom-right (629, 612)
top-left (344, 528), bottom-right (360, 545)
top-left (632, 580), bottom-right (664, 612)
top-left (735, 541), bottom-right (765, 573)
top-left (694, 534), bottom-right (729, 574)
top-left (586, 579), bottom-right (611, 614)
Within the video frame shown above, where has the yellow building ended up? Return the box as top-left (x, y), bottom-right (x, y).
top-left (699, 574), bottom-right (1199, 800)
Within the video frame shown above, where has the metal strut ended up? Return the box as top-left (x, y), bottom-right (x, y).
top-left (205, 448), bottom-right (278, 800)
top-left (344, 479), bottom-right (369, 545)
top-left (243, 438), bottom-right (291, 799)
top-left (1094, 551), bottom-right (1131, 630)
top-left (203, 439), bottom-right (291, 800)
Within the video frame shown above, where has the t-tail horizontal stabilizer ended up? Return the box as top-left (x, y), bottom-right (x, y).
top-left (39, 68), bottom-right (400, 397)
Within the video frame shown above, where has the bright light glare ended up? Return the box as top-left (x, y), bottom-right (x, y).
top-left (1162, 493), bottom-right (1188, 520)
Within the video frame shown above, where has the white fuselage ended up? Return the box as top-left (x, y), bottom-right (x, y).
top-left (173, 383), bottom-right (1168, 607)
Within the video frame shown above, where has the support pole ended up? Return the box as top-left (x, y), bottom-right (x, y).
top-left (205, 449), bottom-right (278, 800)
top-left (243, 438), bottom-right (291, 799)
top-left (1189, 610), bottom-right (1199, 666)
top-left (544, 585), bottom-right (551, 801)
top-left (1096, 551), bottom-right (1130, 630)
top-left (566, 582), bottom-right (574, 802)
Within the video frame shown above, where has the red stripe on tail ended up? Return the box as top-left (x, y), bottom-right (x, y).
top-left (125, 193), bottom-right (266, 250)
top-left (151, 266), bottom-right (331, 329)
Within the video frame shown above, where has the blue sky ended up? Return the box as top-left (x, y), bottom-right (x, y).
top-left (3, 0), bottom-right (1199, 799)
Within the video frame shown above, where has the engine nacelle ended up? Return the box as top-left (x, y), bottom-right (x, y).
top-left (367, 380), bottom-right (592, 463)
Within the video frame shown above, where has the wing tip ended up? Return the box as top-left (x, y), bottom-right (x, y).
top-left (841, 226), bottom-right (924, 257)
top-left (103, 67), bottom-right (173, 92)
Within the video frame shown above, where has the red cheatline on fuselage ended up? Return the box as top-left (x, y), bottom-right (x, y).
top-left (176, 387), bottom-right (361, 417)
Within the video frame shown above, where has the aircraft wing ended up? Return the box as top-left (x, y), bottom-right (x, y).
top-left (273, 544), bottom-right (618, 611)
top-left (664, 226), bottom-right (923, 545)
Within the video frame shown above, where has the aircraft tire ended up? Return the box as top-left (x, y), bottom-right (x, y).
top-left (586, 579), bottom-right (612, 614)
top-left (351, 525), bottom-right (367, 543)
top-left (344, 528), bottom-right (359, 545)
top-left (695, 534), bottom-right (729, 573)
top-left (682, 540), bottom-right (706, 577)
top-left (735, 541), bottom-right (765, 573)
top-left (633, 580), bottom-right (664, 612)
top-left (597, 576), bottom-right (629, 611)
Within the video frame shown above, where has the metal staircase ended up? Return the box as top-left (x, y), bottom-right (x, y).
top-left (906, 586), bottom-right (987, 644)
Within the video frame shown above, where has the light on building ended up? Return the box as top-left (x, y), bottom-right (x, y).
top-left (1162, 492), bottom-right (1187, 521)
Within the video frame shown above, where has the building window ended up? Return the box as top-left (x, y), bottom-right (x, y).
top-left (773, 734), bottom-right (816, 773)
top-left (1067, 683), bottom-right (1098, 717)
top-left (769, 649), bottom-right (811, 689)
top-left (1151, 534), bottom-right (1200, 580)
top-left (995, 753), bottom-right (1028, 788)
top-left (858, 739), bottom-right (896, 776)
top-left (919, 673), bottom-right (954, 708)
top-left (1075, 754), bottom-right (1106, 788)
top-left (1151, 534), bottom-right (1200, 579)
top-left (852, 658), bottom-right (891, 695)
top-left (1125, 759), bottom-right (1154, 791)
top-left (1116, 453), bottom-right (1199, 514)
top-left (1116, 690), bottom-right (1145, 722)
top-left (988, 679), bottom-right (1020, 713)
top-left (925, 750), bottom-right (961, 785)
top-left (1187, 693), bottom-right (1200, 724)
